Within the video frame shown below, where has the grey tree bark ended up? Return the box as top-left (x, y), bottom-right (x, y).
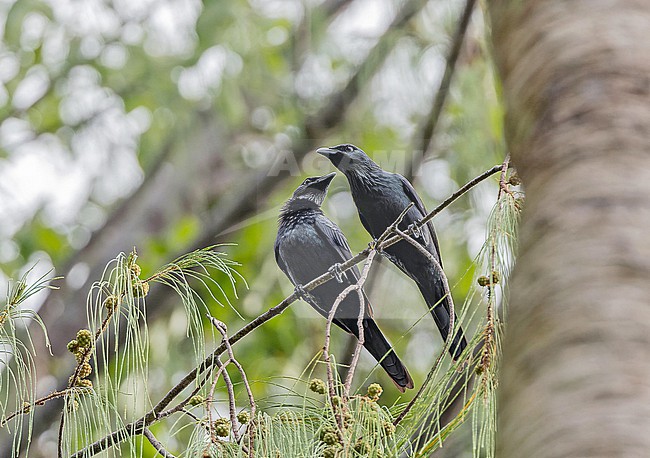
top-left (489, 1), bottom-right (650, 457)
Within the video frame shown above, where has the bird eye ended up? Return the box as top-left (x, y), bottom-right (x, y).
top-left (345, 145), bottom-right (354, 153)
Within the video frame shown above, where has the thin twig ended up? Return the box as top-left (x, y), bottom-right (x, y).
top-left (206, 364), bottom-right (220, 444)
top-left (343, 250), bottom-right (377, 396)
top-left (156, 387), bottom-right (212, 424)
top-left (180, 408), bottom-right (203, 423)
top-left (214, 358), bottom-right (240, 442)
top-left (392, 229), bottom-right (456, 427)
top-left (480, 155), bottom-right (511, 383)
top-left (322, 250), bottom-right (377, 435)
top-left (1, 390), bottom-right (69, 426)
top-left (14, 3), bottom-right (437, 456)
top-left (69, 163), bottom-right (501, 458)
top-left (323, 285), bottom-right (356, 401)
top-left (17, 1), bottom-right (422, 454)
top-left (497, 154), bottom-right (511, 198)
top-left (339, 201), bottom-right (413, 394)
top-left (375, 203), bottom-right (415, 246)
top-left (209, 317), bottom-right (257, 457)
top-left (58, 286), bottom-right (123, 458)
top-left (343, 288), bottom-right (366, 398)
top-left (200, 360), bottom-right (229, 444)
top-left (407, 0), bottom-right (478, 180)
top-left (143, 428), bottom-right (176, 458)
top-left (323, 282), bottom-right (357, 431)
top-left (207, 321), bottom-right (238, 445)
top-left (393, 165), bottom-right (504, 242)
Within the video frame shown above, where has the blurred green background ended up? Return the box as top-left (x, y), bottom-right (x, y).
top-left (0, 0), bottom-right (505, 455)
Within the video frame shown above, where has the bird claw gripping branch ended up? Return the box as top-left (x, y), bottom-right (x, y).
top-left (294, 284), bottom-right (309, 300)
top-left (407, 222), bottom-right (421, 238)
top-left (317, 144), bottom-right (468, 360)
top-left (276, 173), bottom-right (413, 391)
top-left (367, 238), bottom-right (380, 251)
top-left (328, 263), bottom-right (344, 283)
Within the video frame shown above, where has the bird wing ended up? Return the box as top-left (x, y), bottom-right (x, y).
top-left (313, 217), bottom-right (375, 317)
top-left (397, 174), bottom-right (442, 264)
top-left (313, 217), bottom-right (360, 281)
top-left (275, 221), bottom-right (374, 323)
top-left (318, 218), bottom-right (351, 253)
top-left (357, 208), bottom-right (376, 239)
top-left (275, 235), bottom-right (335, 322)
top-left (276, 234), bottom-right (329, 290)
top-left (274, 237), bottom-right (299, 286)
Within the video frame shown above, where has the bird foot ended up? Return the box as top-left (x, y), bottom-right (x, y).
top-left (368, 238), bottom-right (379, 251)
top-left (328, 263), bottom-right (344, 283)
top-left (294, 284), bottom-right (308, 299)
top-left (407, 222), bottom-right (421, 238)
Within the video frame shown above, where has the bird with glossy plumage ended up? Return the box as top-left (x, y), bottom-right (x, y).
top-left (275, 173), bottom-right (413, 391)
top-left (317, 144), bottom-right (467, 360)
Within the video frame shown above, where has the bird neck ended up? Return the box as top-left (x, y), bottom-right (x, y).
top-left (280, 198), bottom-right (322, 216)
top-left (345, 164), bottom-right (385, 196)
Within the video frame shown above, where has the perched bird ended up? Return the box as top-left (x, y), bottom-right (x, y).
top-left (275, 173), bottom-right (413, 391)
top-left (317, 144), bottom-right (467, 360)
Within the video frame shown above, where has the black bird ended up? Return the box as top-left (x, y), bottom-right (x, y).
top-left (317, 145), bottom-right (467, 360)
top-left (275, 173), bottom-right (413, 391)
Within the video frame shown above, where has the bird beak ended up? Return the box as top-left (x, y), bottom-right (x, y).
top-left (316, 147), bottom-right (336, 157)
top-left (312, 172), bottom-right (337, 190)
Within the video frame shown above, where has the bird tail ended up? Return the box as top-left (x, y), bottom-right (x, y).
top-left (418, 281), bottom-right (468, 361)
top-left (359, 319), bottom-right (414, 392)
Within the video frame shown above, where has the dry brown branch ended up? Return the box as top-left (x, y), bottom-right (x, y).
top-left (206, 359), bottom-right (230, 444)
top-left (391, 228), bottom-right (456, 427)
top-left (143, 428), bottom-right (176, 458)
top-left (323, 281), bottom-right (358, 430)
top-left (209, 318), bottom-right (257, 456)
top-left (342, 254), bottom-right (376, 397)
top-left (0, 390), bottom-right (69, 427)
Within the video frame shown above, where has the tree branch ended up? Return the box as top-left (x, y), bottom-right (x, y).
top-left (187, 0), bottom-right (430, 254)
top-left (205, 357), bottom-right (230, 445)
top-left (343, 251), bottom-right (377, 397)
top-left (69, 162), bottom-right (501, 457)
top-left (143, 428), bottom-right (176, 458)
top-left (9, 2), bottom-right (429, 454)
top-left (391, 228), bottom-right (456, 427)
top-left (407, 0), bottom-right (478, 180)
top-left (209, 318), bottom-right (257, 455)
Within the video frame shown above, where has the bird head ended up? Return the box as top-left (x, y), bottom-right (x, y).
top-left (288, 172), bottom-right (336, 208)
top-left (316, 144), bottom-right (379, 176)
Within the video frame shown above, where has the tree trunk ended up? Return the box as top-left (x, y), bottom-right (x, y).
top-left (488, 1), bottom-right (650, 457)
